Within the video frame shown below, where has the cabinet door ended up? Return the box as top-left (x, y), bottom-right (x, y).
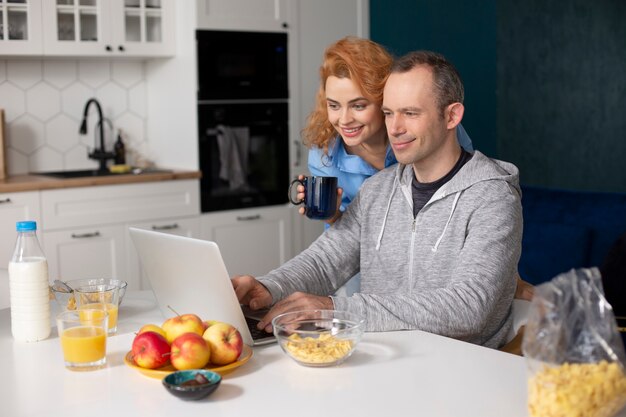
top-left (42, 225), bottom-right (129, 287)
top-left (196, 0), bottom-right (290, 32)
top-left (109, 0), bottom-right (175, 57)
top-left (0, 191), bottom-right (41, 271)
top-left (126, 216), bottom-right (200, 290)
top-left (0, 0), bottom-right (42, 55)
top-left (200, 206), bottom-right (292, 278)
top-left (42, 0), bottom-right (113, 56)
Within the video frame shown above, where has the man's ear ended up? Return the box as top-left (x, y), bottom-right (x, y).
top-left (445, 103), bottom-right (464, 130)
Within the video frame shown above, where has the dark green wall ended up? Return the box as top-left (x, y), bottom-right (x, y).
top-left (371, 0), bottom-right (626, 193)
top-left (370, 0), bottom-right (497, 157)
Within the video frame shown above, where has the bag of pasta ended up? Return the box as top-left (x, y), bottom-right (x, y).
top-left (522, 267), bottom-right (626, 417)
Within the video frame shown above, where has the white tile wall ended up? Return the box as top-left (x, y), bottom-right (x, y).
top-left (0, 59), bottom-right (148, 175)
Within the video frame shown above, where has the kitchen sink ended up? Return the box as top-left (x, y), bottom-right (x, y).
top-left (32, 168), bottom-right (173, 179)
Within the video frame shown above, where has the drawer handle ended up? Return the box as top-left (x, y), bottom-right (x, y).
top-left (152, 223), bottom-right (179, 231)
top-left (0, 198), bottom-right (11, 204)
top-left (236, 214), bottom-right (261, 221)
top-left (71, 231), bottom-right (101, 239)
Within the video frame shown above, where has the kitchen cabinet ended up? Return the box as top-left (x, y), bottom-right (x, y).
top-left (200, 205), bottom-right (293, 278)
top-left (40, 179), bottom-right (200, 290)
top-left (43, 224), bottom-right (126, 284)
top-left (0, 0), bottom-right (43, 55)
top-left (196, 0), bottom-right (290, 32)
top-left (41, 0), bottom-right (175, 57)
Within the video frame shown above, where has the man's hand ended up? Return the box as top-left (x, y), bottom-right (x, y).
top-left (258, 292), bottom-right (334, 333)
top-left (232, 275), bottom-right (272, 310)
top-left (514, 274), bottom-right (534, 301)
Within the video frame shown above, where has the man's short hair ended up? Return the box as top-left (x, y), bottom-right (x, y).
top-left (391, 51), bottom-right (464, 116)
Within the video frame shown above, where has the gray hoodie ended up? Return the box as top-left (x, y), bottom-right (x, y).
top-left (259, 151), bottom-right (522, 348)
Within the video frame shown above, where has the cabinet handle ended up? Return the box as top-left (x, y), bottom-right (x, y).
top-left (152, 223), bottom-right (179, 231)
top-left (293, 140), bottom-right (301, 167)
top-left (118, 45), bottom-right (125, 52)
top-left (282, 22), bottom-right (289, 29)
top-left (236, 214), bottom-right (261, 221)
top-left (105, 45), bottom-right (112, 52)
top-left (71, 231), bottom-right (101, 239)
top-left (0, 198), bottom-right (11, 204)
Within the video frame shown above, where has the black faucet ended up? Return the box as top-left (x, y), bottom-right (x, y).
top-left (79, 98), bottom-right (116, 173)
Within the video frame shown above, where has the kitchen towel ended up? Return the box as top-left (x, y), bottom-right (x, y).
top-left (216, 125), bottom-right (250, 190)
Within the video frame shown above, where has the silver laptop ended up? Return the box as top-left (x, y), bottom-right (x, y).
top-left (128, 227), bottom-right (275, 346)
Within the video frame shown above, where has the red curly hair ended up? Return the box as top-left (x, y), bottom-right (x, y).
top-left (301, 37), bottom-right (393, 154)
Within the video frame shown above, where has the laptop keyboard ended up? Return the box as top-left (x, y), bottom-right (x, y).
top-left (245, 315), bottom-right (274, 341)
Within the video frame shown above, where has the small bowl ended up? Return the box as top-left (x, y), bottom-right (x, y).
top-left (50, 285), bottom-right (76, 310)
top-left (63, 278), bottom-right (128, 305)
top-left (162, 370), bottom-right (221, 401)
top-left (272, 310), bottom-right (365, 367)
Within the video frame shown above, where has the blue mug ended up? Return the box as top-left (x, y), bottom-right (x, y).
top-left (288, 176), bottom-right (338, 220)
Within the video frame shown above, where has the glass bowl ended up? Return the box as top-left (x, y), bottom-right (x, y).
top-left (52, 279), bottom-right (128, 309)
top-left (162, 370), bottom-right (221, 401)
top-left (272, 310), bottom-right (365, 367)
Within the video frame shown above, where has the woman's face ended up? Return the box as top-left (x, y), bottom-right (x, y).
top-left (325, 76), bottom-right (386, 148)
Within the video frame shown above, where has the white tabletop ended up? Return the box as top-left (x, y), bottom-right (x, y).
top-left (1, 291), bottom-right (534, 417)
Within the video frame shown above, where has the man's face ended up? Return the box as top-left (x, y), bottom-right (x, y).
top-left (382, 66), bottom-right (449, 167)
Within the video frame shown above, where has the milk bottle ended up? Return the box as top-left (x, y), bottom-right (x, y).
top-left (8, 221), bottom-right (51, 342)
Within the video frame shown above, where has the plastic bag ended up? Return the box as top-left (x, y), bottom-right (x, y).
top-left (522, 268), bottom-right (626, 417)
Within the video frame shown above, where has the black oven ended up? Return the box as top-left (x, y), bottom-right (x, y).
top-left (198, 102), bottom-right (290, 212)
top-left (196, 30), bottom-right (288, 100)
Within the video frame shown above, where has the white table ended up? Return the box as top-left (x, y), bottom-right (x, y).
top-left (1, 291), bottom-right (534, 417)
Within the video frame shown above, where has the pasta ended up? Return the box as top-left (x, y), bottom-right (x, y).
top-left (528, 360), bottom-right (626, 417)
top-left (283, 333), bottom-right (353, 364)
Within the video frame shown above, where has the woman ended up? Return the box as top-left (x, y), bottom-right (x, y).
top-left (297, 37), bottom-right (473, 295)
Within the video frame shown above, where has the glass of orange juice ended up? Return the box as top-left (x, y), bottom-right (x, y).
top-left (74, 284), bottom-right (119, 335)
top-left (57, 309), bottom-right (108, 371)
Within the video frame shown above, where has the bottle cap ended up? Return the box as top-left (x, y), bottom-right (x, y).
top-left (16, 221), bottom-right (37, 232)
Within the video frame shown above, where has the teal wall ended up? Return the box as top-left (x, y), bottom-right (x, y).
top-left (371, 0), bottom-right (626, 193)
top-left (370, 0), bottom-right (497, 157)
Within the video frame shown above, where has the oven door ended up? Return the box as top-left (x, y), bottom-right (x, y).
top-left (196, 30), bottom-right (288, 100)
top-left (198, 102), bottom-right (290, 212)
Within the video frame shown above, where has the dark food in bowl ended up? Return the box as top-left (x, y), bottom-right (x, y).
top-left (162, 370), bottom-right (221, 401)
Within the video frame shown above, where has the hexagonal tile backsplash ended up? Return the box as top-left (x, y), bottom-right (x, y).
top-left (0, 59), bottom-right (147, 175)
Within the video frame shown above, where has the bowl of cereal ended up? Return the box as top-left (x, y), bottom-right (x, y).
top-left (51, 278), bottom-right (128, 311)
top-left (272, 310), bottom-right (365, 367)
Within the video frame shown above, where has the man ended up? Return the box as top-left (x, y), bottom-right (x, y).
top-left (234, 51), bottom-right (522, 348)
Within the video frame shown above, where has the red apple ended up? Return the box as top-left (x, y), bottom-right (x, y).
top-left (131, 331), bottom-right (171, 369)
top-left (170, 332), bottom-right (211, 370)
top-left (202, 322), bottom-right (243, 365)
top-left (162, 313), bottom-right (204, 343)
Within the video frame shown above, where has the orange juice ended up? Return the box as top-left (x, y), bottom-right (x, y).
top-left (79, 303), bottom-right (118, 332)
top-left (60, 326), bottom-right (106, 363)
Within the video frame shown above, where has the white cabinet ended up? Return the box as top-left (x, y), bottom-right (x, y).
top-left (43, 224), bottom-right (126, 284)
top-left (41, 0), bottom-right (175, 57)
top-left (200, 205), bottom-right (292, 278)
top-left (0, 0), bottom-right (43, 55)
top-left (197, 0), bottom-right (290, 32)
top-left (40, 179), bottom-right (200, 290)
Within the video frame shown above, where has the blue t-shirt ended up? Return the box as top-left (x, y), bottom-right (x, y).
top-left (307, 124), bottom-right (474, 211)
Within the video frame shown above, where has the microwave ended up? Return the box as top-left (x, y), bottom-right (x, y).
top-left (196, 30), bottom-right (288, 100)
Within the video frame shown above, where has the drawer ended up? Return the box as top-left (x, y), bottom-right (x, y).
top-left (41, 180), bottom-right (200, 230)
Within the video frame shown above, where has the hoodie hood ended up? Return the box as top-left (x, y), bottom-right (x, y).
top-left (375, 151), bottom-right (521, 251)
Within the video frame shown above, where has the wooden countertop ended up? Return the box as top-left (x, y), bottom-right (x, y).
top-left (0, 169), bottom-right (202, 193)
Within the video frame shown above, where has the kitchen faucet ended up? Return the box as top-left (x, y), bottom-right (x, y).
top-left (79, 98), bottom-right (115, 172)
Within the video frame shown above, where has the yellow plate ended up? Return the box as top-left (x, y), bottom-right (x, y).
top-left (124, 344), bottom-right (253, 379)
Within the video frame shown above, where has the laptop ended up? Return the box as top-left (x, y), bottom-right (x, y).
top-left (128, 227), bottom-right (275, 346)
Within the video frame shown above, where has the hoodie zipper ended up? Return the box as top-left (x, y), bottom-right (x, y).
top-left (409, 217), bottom-right (417, 287)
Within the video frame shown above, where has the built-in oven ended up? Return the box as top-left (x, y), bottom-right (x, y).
top-left (196, 29), bottom-right (290, 213)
